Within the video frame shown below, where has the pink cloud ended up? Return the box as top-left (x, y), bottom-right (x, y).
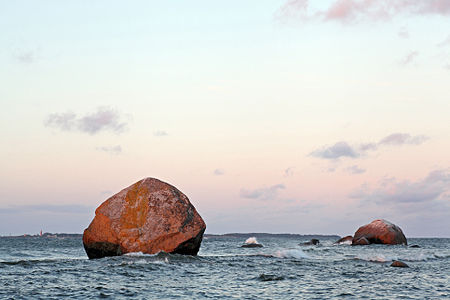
top-left (324, 0), bottom-right (391, 22)
top-left (279, 0), bottom-right (450, 23)
top-left (326, 0), bottom-right (356, 20)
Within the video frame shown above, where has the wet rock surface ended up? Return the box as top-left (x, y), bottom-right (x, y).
top-left (352, 219), bottom-right (407, 246)
top-left (391, 260), bottom-right (409, 268)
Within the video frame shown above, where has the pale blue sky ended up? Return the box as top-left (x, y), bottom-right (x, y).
top-left (1, 1), bottom-right (449, 236)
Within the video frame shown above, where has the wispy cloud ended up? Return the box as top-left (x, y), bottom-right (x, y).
top-left (213, 169), bottom-right (225, 176)
top-left (154, 130), bottom-right (168, 137)
top-left (13, 50), bottom-right (38, 64)
top-left (311, 141), bottom-right (360, 159)
top-left (276, 0), bottom-right (309, 20)
top-left (399, 51), bottom-right (419, 66)
top-left (284, 167), bottom-right (294, 177)
top-left (346, 165), bottom-right (366, 174)
top-left (96, 145), bottom-right (122, 155)
top-left (277, 0), bottom-right (450, 23)
top-left (44, 107), bottom-right (128, 135)
top-left (378, 133), bottom-right (429, 145)
top-left (240, 184), bottom-right (286, 201)
top-left (309, 133), bottom-right (429, 160)
top-left (311, 132), bottom-right (429, 160)
top-left (350, 169), bottom-right (450, 208)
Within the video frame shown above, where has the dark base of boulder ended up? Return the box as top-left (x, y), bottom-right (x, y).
top-left (83, 242), bottom-right (123, 259)
top-left (409, 245), bottom-right (420, 248)
top-left (172, 228), bottom-right (205, 255)
top-left (84, 229), bottom-right (205, 259)
top-left (241, 243), bottom-right (263, 248)
top-left (352, 237), bottom-right (370, 246)
top-left (391, 260), bottom-right (409, 268)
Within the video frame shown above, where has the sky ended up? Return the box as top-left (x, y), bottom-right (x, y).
top-left (1, 0), bottom-right (449, 237)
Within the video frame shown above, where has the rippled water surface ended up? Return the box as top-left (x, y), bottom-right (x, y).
top-left (0, 236), bottom-right (449, 299)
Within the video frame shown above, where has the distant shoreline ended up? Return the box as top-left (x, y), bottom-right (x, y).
top-left (204, 233), bottom-right (340, 239)
top-left (0, 232), bottom-right (341, 239)
top-left (1, 233), bottom-right (448, 238)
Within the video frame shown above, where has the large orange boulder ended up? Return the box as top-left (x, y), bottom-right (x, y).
top-left (83, 178), bottom-right (206, 259)
top-left (352, 219), bottom-right (407, 246)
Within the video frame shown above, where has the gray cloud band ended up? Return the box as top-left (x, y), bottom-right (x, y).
top-left (44, 107), bottom-right (127, 135)
top-left (311, 133), bottom-right (429, 160)
top-left (349, 169), bottom-right (450, 207)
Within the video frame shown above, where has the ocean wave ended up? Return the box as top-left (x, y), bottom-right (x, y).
top-left (121, 251), bottom-right (202, 264)
top-left (0, 257), bottom-right (81, 266)
top-left (354, 254), bottom-right (390, 263)
top-left (272, 249), bottom-right (309, 259)
top-left (123, 252), bottom-right (159, 257)
top-left (354, 252), bottom-right (447, 263)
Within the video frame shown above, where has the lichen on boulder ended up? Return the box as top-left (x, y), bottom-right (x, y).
top-left (83, 178), bottom-right (206, 259)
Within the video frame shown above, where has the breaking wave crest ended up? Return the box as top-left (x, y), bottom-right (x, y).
top-left (272, 249), bottom-right (309, 259)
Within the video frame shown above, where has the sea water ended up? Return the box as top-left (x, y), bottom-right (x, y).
top-left (0, 236), bottom-right (448, 299)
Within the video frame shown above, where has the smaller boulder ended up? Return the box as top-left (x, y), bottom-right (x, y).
top-left (391, 260), bottom-right (409, 268)
top-left (301, 239), bottom-right (320, 246)
top-left (352, 219), bottom-right (407, 245)
top-left (241, 237), bottom-right (263, 248)
top-left (334, 236), bottom-right (353, 245)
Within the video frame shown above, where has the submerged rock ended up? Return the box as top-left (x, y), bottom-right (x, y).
top-left (301, 239), bottom-right (320, 246)
top-left (334, 235), bottom-right (353, 245)
top-left (391, 260), bottom-right (409, 268)
top-left (83, 178), bottom-right (206, 259)
top-left (352, 219), bottom-right (407, 246)
top-left (257, 274), bottom-right (285, 281)
top-left (241, 243), bottom-right (263, 248)
top-left (241, 237), bottom-right (263, 248)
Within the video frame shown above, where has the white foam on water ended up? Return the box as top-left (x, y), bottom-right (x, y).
top-left (336, 240), bottom-right (352, 245)
top-left (355, 251), bottom-right (441, 263)
top-left (244, 237), bottom-right (259, 244)
top-left (273, 249), bottom-right (309, 259)
top-left (124, 252), bottom-right (157, 257)
top-left (402, 253), bottom-right (440, 262)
